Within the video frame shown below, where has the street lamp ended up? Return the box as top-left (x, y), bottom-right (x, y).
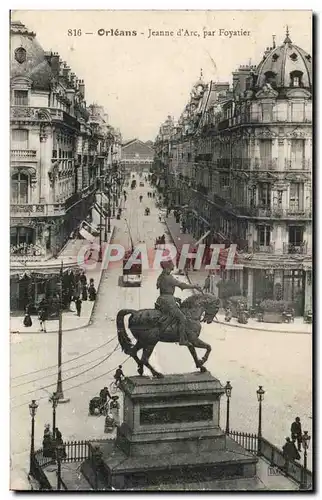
top-left (50, 392), bottom-right (59, 440)
top-left (256, 385), bottom-right (265, 456)
top-left (29, 399), bottom-right (38, 475)
top-left (300, 431), bottom-right (311, 490)
top-left (225, 381), bottom-right (232, 434)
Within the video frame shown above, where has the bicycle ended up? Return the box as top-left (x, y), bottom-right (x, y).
top-left (109, 380), bottom-right (120, 395)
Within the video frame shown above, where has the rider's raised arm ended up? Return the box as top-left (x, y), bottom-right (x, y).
top-left (170, 276), bottom-right (196, 291)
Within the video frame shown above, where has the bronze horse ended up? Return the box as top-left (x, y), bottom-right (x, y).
top-left (116, 293), bottom-right (219, 378)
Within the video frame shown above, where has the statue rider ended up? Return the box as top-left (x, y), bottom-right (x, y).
top-left (155, 260), bottom-right (202, 346)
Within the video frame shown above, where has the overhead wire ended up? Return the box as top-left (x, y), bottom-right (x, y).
top-left (11, 336), bottom-right (117, 380)
top-left (11, 355), bottom-right (132, 411)
top-left (11, 345), bottom-right (116, 389)
top-left (11, 342), bottom-right (119, 400)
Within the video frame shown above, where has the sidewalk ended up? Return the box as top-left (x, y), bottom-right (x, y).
top-left (164, 215), bottom-right (312, 335)
top-left (10, 226), bottom-right (115, 334)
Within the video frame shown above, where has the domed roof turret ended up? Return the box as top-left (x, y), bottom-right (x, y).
top-left (11, 21), bottom-right (53, 90)
top-left (255, 28), bottom-right (312, 90)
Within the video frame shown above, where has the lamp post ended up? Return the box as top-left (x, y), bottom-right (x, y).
top-left (105, 181), bottom-right (111, 235)
top-left (56, 444), bottom-right (64, 490)
top-left (256, 385), bottom-right (265, 456)
top-left (50, 392), bottom-right (59, 440)
top-left (225, 381), bottom-right (232, 434)
top-left (98, 187), bottom-right (103, 262)
top-left (29, 399), bottom-right (38, 475)
top-left (300, 431), bottom-right (311, 490)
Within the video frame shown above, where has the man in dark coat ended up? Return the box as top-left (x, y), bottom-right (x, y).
top-left (75, 297), bottom-right (82, 317)
top-left (282, 437), bottom-right (300, 472)
top-left (291, 417), bottom-right (302, 452)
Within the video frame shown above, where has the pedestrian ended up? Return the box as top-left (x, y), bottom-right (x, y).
top-left (75, 297), bottom-right (82, 317)
top-left (43, 424), bottom-right (54, 458)
top-left (23, 304), bottom-right (32, 327)
top-left (54, 427), bottom-right (67, 458)
top-left (88, 279), bottom-right (97, 301)
top-left (282, 437), bottom-right (300, 472)
top-left (291, 417), bottom-right (303, 452)
top-left (203, 274), bottom-right (211, 293)
top-left (38, 306), bottom-right (47, 333)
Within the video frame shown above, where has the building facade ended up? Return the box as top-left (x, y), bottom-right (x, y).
top-left (154, 31), bottom-right (312, 315)
top-left (121, 139), bottom-right (154, 175)
top-left (10, 21), bottom-right (120, 311)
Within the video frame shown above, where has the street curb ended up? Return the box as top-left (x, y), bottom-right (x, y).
top-left (90, 225), bottom-right (116, 320)
top-left (10, 226), bottom-right (116, 335)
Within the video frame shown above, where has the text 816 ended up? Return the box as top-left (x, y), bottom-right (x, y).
top-left (68, 29), bottom-right (82, 36)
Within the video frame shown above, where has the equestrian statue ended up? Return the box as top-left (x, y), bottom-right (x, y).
top-left (116, 260), bottom-right (220, 378)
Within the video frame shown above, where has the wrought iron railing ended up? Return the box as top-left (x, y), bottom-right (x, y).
top-left (228, 431), bottom-right (313, 489)
top-left (260, 437), bottom-right (312, 489)
top-left (254, 158), bottom-right (278, 170)
top-left (228, 430), bottom-right (258, 454)
top-left (253, 242), bottom-right (275, 253)
top-left (283, 242), bottom-right (308, 255)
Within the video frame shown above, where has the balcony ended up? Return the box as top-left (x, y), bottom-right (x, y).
top-left (232, 158), bottom-right (251, 170)
top-left (10, 203), bottom-right (65, 217)
top-left (11, 106), bottom-right (80, 131)
top-left (285, 159), bottom-right (311, 170)
top-left (238, 112), bottom-right (312, 125)
top-left (283, 242), bottom-right (307, 255)
top-left (254, 158), bottom-right (278, 170)
top-left (253, 241), bottom-right (275, 253)
top-left (11, 149), bottom-right (37, 161)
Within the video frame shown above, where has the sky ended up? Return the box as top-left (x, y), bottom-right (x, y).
top-left (11, 10), bottom-right (312, 141)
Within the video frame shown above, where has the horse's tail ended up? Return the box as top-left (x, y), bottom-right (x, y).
top-left (116, 309), bottom-right (136, 355)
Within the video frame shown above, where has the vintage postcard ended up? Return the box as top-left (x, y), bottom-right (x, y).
top-left (9, 9), bottom-right (313, 491)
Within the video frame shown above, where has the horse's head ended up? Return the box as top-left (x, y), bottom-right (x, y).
top-left (181, 293), bottom-right (220, 323)
top-left (200, 294), bottom-right (220, 323)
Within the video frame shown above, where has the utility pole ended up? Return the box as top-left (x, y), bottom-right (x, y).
top-left (56, 261), bottom-right (70, 404)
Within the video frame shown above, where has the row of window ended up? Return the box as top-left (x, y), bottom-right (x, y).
top-left (257, 225), bottom-right (304, 246)
top-left (11, 172), bottom-right (75, 204)
top-left (11, 90), bottom-right (71, 114)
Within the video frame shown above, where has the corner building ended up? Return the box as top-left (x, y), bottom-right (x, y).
top-left (154, 32), bottom-right (312, 316)
top-left (10, 21), bottom-right (117, 311)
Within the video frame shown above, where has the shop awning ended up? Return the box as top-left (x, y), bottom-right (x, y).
top-left (79, 226), bottom-right (95, 243)
top-left (91, 205), bottom-right (102, 227)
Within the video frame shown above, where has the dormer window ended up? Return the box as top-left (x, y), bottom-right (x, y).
top-left (290, 52), bottom-right (298, 61)
top-left (305, 54), bottom-right (311, 62)
top-left (272, 54), bottom-right (279, 62)
top-left (290, 70), bottom-right (303, 88)
top-left (264, 71), bottom-right (277, 88)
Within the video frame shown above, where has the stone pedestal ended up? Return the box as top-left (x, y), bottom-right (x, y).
top-left (87, 372), bottom-right (257, 490)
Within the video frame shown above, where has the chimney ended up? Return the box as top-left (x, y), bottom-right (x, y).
top-left (70, 72), bottom-right (76, 87)
top-left (78, 79), bottom-right (85, 98)
top-left (50, 52), bottom-right (60, 76)
top-left (63, 64), bottom-right (70, 80)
